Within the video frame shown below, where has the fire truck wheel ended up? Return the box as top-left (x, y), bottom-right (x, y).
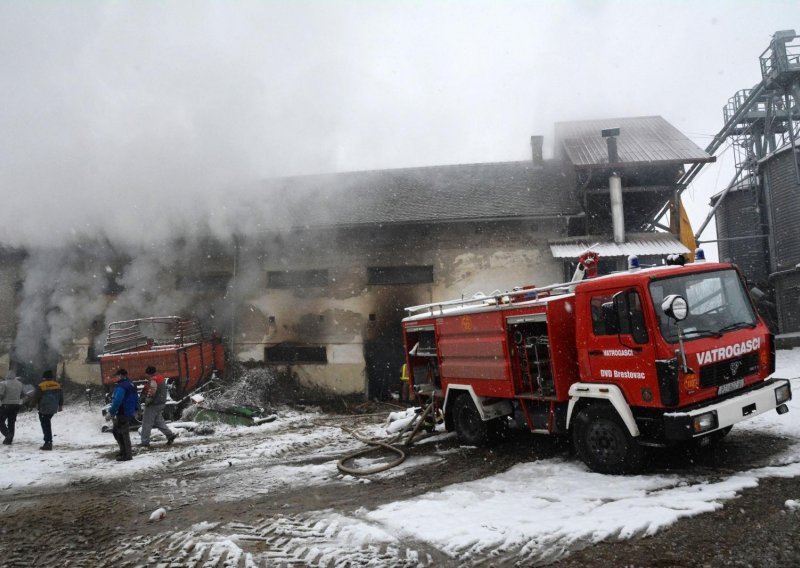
top-left (453, 395), bottom-right (492, 447)
top-left (573, 405), bottom-right (643, 474)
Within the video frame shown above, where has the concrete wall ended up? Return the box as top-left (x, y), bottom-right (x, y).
top-left (229, 218), bottom-right (566, 396)
top-left (0, 249), bottom-right (23, 378)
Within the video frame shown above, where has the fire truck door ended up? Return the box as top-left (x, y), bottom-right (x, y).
top-left (586, 288), bottom-right (655, 389)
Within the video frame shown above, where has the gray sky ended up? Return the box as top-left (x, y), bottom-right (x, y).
top-left (0, 0), bottom-right (797, 250)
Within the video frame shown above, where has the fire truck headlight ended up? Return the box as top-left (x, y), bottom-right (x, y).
top-left (775, 383), bottom-right (791, 405)
top-left (692, 411), bottom-right (718, 434)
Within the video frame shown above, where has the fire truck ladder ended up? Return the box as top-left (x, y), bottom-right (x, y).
top-left (405, 279), bottom-right (578, 316)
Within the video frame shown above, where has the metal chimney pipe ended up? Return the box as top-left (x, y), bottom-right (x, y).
top-left (610, 173), bottom-right (625, 243)
top-left (601, 127), bottom-right (620, 163)
top-left (601, 127), bottom-right (624, 243)
top-left (530, 135), bottom-right (543, 165)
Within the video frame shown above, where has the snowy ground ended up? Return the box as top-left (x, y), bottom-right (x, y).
top-left (1, 351), bottom-right (799, 566)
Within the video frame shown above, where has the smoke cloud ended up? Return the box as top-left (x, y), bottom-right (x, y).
top-left (1, 1), bottom-right (797, 369)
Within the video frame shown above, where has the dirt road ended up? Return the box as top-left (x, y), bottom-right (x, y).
top-left (1, 411), bottom-right (798, 567)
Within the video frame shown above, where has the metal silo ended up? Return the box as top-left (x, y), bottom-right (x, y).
top-left (763, 145), bottom-right (800, 333)
top-left (712, 175), bottom-right (770, 287)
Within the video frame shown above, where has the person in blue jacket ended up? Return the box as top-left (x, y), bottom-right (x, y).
top-left (109, 368), bottom-right (139, 461)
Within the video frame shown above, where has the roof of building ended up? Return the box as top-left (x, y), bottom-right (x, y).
top-left (549, 232), bottom-right (689, 258)
top-left (265, 160), bottom-right (581, 229)
top-left (555, 116), bottom-right (713, 169)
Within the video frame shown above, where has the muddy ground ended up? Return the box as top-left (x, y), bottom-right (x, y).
top-left (0, 409), bottom-right (798, 567)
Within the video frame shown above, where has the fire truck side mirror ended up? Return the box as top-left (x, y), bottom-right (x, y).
top-left (662, 294), bottom-right (689, 322)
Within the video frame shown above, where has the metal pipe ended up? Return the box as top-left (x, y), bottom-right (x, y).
top-left (610, 173), bottom-right (625, 244)
top-left (768, 263), bottom-right (800, 280)
top-left (530, 135), bottom-right (543, 165)
top-left (698, 234), bottom-right (769, 244)
top-left (693, 161), bottom-right (748, 240)
top-left (229, 236), bottom-right (239, 355)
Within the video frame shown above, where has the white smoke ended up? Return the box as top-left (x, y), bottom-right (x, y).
top-left (14, 245), bottom-right (113, 367)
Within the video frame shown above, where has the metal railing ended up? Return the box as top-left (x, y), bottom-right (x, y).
top-left (760, 31), bottom-right (800, 81)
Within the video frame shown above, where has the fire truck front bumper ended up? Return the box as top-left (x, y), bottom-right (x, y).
top-left (663, 378), bottom-right (792, 441)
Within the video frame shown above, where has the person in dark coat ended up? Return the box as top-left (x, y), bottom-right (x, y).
top-left (32, 370), bottom-right (63, 451)
top-left (0, 371), bottom-right (26, 445)
top-left (109, 368), bottom-right (139, 461)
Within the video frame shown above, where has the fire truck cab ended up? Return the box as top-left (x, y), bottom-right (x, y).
top-left (402, 256), bottom-right (792, 474)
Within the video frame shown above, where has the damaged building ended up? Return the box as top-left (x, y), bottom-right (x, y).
top-left (0, 115), bottom-right (710, 398)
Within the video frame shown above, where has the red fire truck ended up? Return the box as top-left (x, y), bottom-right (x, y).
top-left (401, 253), bottom-right (792, 473)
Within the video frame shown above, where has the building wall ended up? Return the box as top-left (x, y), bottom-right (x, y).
top-left (0, 250), bottom-right (23, 378)
top-left (2, 218), bottom-right (568, 393)
top-left (230, 218), bottom-right (566, 396)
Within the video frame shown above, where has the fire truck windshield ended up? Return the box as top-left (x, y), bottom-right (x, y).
top-left (649, 269), bottom-right (758, 343)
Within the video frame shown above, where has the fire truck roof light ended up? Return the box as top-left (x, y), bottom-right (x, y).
top-left (694, 248), bottom-right (706, 263)
top-left (628, 255), bottom-right (640, 270)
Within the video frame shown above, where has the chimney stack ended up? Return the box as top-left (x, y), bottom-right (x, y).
top-left (601, 127), bottom-right (625, 244)
top-left (530, 136), bottom-right (543, 165)
top-left (601, 127), bottom-right (620, 163)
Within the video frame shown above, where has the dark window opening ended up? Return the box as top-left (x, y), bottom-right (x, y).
top-left (177, 273), bottom-right (232, 292)
top-left (367, 265), bottom-right (433, 285)
top-left (86, 345), bottom-right (100, 364)
top-left (104, 276), bottom-right (125, 295)
top-left (268, 269), bottom-right (329, 288)
top-left (86, 317), bottom-right (104, 363)
top-left (265, 344), bottom-right (327, 364)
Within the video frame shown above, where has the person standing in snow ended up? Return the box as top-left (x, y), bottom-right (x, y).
top-left (31, 370), bottom-right (63, 450)
top-left (0, 371), bottom-right (26, 445)
top-left (139, 366), bottom-right (176, 448)
top-left (109, 368), bottom-right (139, 461)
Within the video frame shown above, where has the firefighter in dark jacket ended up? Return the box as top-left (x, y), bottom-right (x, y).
top-left (32, 370), bottom-right (63, 451)
top-left (109, 368), bottom-right (139, 461)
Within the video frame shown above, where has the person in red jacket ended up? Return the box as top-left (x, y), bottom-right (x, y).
top-left (139, 366), bottom-right (176, 448)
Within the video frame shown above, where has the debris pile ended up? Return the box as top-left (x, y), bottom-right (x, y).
top-left (182, 368), bottom-right (279, 426)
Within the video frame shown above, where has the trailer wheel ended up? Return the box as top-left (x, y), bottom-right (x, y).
top-left (573, 405), bottom-right (643, 474)
top-left (453, 395), bottom-right (492, 446)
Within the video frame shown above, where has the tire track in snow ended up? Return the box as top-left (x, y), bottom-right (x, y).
top-left (122, 514), bottom-right (439, 567)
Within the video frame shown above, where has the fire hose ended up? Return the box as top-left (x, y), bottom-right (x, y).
top-left (336, 401), bottom-right (436, 476)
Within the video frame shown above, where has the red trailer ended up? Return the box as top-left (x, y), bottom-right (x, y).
top-left (99, 317), bottom-right (224, 401)
top-left (402, 253), bottom-right (792, 473)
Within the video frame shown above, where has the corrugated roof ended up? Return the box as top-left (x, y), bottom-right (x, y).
top-left (549, 233), bottom-right (689, 258)
top-left (265, 160), bottom-right (581, 229)
top-left (555, 116), bottom-right (713, 168)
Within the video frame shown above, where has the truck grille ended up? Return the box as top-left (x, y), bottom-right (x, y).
top-left (699, 352), bottom-right (759, 389)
